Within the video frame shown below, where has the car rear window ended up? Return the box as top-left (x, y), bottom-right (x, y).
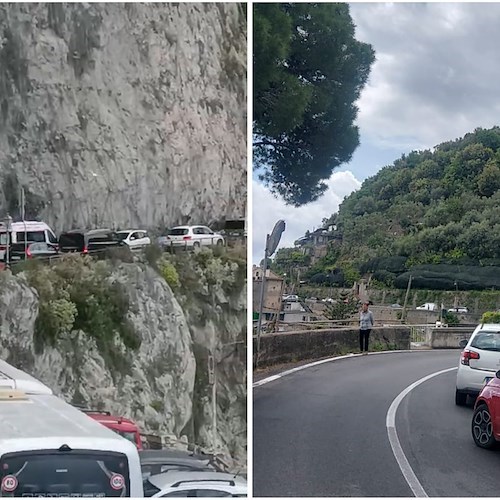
top-left (470, 331), bottom-right (500, 352)
top-left (143, 478), bottom-right (161, 497)
top-left (0, 450), bottom-right (130, 497)
top-left (59, 233), bottom-right (85, 252)
top-left (168, 228), bottom-right (188, 236)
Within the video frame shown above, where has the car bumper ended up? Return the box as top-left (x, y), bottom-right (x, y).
top-left (167, 240), bottom-right (194, 247)
top-left (456, 365), bottom-right (497, 394)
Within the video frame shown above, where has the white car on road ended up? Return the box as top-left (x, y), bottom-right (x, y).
top-left (144, 470), bottom-right (247, 497)
top-left (456, 323), bottom-right (500, 406)
top-left (164, 226), bottom-right (224, 248)
top-left (116, 230), bottom-right (151, 250)
top-left (448, 306), bottom-right (468, 314)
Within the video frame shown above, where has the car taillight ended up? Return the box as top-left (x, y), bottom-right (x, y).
top-left (183, 236), bottom-right (191, 240)
top-left (82, 246), bottom-right (88, 254)
top-left (461, 349), bottom-right (480, 365)
top-left (26, 247), bottom-right (32, 258)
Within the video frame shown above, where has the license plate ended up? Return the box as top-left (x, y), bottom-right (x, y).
top-left (483, 377), bottom-right (493, 386)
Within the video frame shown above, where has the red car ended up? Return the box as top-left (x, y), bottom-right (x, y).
top-left (84, 410), bottom-right (143, 450)
top-left (472, 370), bottom-right (500, 449)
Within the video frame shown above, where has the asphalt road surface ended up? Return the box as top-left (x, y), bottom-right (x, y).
top-left (253, 350), bottom-right (500, 497)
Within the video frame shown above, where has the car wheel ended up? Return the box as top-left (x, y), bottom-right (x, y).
top-left (193, 241), bottom-right (200, 248)
top-left (472, 404), bottom-right (497, 449)
top-left (216, 239), bottom-right (223, 246)
top-left (455, 389), bottom-right (467, 406)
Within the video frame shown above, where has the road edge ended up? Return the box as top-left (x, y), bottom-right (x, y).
top-left (386, 366), bottom-right (459, 498)
top-left (252, 349), bottom-right (431, 388)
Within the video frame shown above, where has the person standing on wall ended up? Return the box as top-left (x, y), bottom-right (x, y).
top-left (359, 301), bottom-right (374, 354)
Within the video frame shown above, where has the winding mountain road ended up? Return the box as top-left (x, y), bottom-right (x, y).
top-left (253, 351), bottom-right (500, 497)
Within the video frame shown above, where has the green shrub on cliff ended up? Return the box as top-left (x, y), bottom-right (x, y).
top-left (158, 258), bottom-right (180, 288)
top-left (22, 255), bottom-right (140, 369)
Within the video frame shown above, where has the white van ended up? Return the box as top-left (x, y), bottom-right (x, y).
top-left (416, 302), bottom-right (439, 311)
top-left (0, 359), bottom-right (144, 497)
top-left (0, 221), bottom-right (58, 260)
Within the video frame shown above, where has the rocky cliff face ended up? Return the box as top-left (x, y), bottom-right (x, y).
top-left (0, 3), bottom-right (246, 231)
top-left (0, 253), bottom-right (246, 468)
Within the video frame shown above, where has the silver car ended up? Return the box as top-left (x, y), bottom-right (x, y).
top-left (163, 226), bottom-right (224, 248)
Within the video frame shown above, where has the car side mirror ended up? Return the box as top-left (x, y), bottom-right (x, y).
top-left (496, 370), bottom-right (500, 379)
top-left (458, 339), bottom-right (468, 349)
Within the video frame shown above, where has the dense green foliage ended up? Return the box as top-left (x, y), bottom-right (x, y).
top-left (20, 255), bottom-right (139, 373)
top-left (253, 3), bottom-right (375, 206)
top-left (276, 127), bottom-right (500, 290)
top-left (335, 127), bottom-right (500, 264)
top-left (481, 311), bottom-right (500, 323)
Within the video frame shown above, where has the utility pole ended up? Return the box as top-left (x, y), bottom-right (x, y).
top-left (208, 352), bottom-right (216, 452)
top-left (402, 275), bottom-right (413, 323)
top-left (255, 220), bottom-right (285, 368)
top-left (256, 235), bottom-right (269, 350)
top-left (20, 187), bottom-right (27, 259)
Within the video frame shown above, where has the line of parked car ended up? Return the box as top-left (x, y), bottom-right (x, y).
top-left (80, 408), bottom-right (247, 497)
top-left (0, 219), bottom-right (227, 265)
top-left (455, 322), bottom-right (500, 449)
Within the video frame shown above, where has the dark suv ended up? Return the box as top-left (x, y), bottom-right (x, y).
top-left (58, 229), bottom-right (124, 255)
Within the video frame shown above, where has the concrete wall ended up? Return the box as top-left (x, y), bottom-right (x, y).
top-left (430, 327), bottom-right (476, 349)
top-left (254, 327), bottom-right (411, 367)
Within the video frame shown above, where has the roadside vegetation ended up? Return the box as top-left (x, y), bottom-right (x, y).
top-left (145, 244), bottom-right (246, 305)
top-left (15, 255), bottom-right (140, 372)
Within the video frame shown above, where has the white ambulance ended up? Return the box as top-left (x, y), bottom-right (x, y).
top-left (0, 221), bottom-right (58, 260)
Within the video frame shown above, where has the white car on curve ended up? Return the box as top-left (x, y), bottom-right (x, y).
top-left (455, 323), bottom-right (500, 406)
top-left (164, 226), bottom-right (225, 248)
top-left (116, 230), bottom-right (151, 250)
top-left (144, 470), bottom-right (247, 497)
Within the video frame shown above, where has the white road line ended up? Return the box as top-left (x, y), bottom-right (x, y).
top-left (386, 366), bottom-right (458, 498)
top-left (253, 350), bottom-right (417, 388)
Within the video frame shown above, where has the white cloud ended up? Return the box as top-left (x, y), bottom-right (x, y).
top-left (252, 171), bottom-right (362, 264)
top-left (350, 2), bottom-right (500, 151)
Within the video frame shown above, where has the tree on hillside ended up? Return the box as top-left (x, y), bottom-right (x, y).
top-left (253, 3), bottom-right (375, 206)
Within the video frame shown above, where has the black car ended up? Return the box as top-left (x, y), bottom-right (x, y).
top-left (58, 229), bottom-right (124, 254)
top-left (139, 449), bottom-right (216, 480)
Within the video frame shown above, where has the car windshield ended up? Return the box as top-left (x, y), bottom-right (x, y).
top-left (0, 450), bottom-right (130, 497)
top-left (111, 428), bottom-right (137, 444)
top-left (470, 331), bottom-right (500, 352)
top-left (143, 478), bottom-right (161, 497)
top-left (168, 228), bottom-right (188, 236)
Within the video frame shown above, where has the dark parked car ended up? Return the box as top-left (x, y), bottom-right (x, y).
top-left (8, 242), bottom-right (59, 262)
top-left (139, 449), bottom-right (216, 480)
top-left (58, 229), bottom-right (124, 254)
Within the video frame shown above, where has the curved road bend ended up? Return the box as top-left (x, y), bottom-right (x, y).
top-left (253, 350), bottom-right (500, 497)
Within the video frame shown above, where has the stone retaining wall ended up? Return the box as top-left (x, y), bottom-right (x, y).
top-left (254, 327), bottom-right (411, 367)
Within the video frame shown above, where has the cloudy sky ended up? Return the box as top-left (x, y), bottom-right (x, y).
top-left (253, 2), bottom-right (500, 264)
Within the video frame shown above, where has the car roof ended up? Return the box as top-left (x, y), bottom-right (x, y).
top-left (86, 412), bottom-right (138, 427)
top-left (117, 229), bottom-right (146, 233)
top-left (139, 449), bottom-right (210, 461)
top-left (148, 471), bottom-right (246, 489)
top-left (475, 323), bottom-right (500, 332)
